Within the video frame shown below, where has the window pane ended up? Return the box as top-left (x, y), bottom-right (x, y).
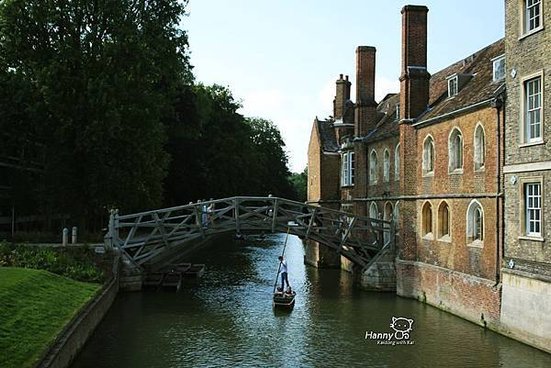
top-left (525, 77), bottom-right (542, 141)
top-left (525, 183), bottom-right (542, 236)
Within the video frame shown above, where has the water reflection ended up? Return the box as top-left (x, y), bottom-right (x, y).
top-left (72, 234), bottom-right (551, 368)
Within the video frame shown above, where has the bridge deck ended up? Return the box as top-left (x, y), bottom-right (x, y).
top-left (105, 196), bottom-right (395, 270)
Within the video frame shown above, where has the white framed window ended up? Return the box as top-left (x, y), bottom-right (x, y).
top-left (422, 135), bottom-right (435, 176)
top-left (449, 128), bottom-right (463, 172)
top-left (474, 124), bottom-right (485, 171)
top-left (467, 200), bottom-right (484, 245)
top-left (422, 201), bottom-right (433, 238)
top-left (524, 182), bottom-right (542, 237)
top-left (383, 149), bottom-right (390, 182)
top-left (369, 150), bottom-right (378, 184)
top-left (492, 55), bottom-right (505, 82)
top-left (523, 75), bottom-right (543, 143)
top-left (341, 151), bottom-right (355, 186)
top-left (438, 201), bottom-right (451, 240)
top-left (395, 104), bottom-right (400, 121)
top-left (448, 76), bottom-right (458, 97)
top-left (524, 0), bottom-right (542, 34)
top-left (394, 143), bottom-right (400, 181)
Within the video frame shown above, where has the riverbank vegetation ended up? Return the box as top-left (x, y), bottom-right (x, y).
top-left (0, 242), bottom-right (105, 283)
top-left (0, 267), bottom-right (100, 368)
top-left (0, 0), bottom-right (305, 236)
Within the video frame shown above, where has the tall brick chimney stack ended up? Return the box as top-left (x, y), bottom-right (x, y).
top-left (334, 74), bottom-right (351, 120)
top-left (398, 5), bottom-right (429, 262)
top-left (399, 5), bottom-right (429, 120)
top-left (355, 46), bottom-right (378, 137)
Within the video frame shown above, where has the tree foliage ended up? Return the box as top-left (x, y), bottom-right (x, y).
top-left (0, 0), bottom-right (192, 228)
top-left (0, 0), bottom-right (297, 233)
top-left (290, 167), bottom-right (308, 203)
top-left (164, 85), bottom-right (296, 205)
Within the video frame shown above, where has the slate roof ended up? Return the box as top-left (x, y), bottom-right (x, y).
top-left (369, 38), bottom-right (504, 143)
top-left (316, 38), bottom-right (505, 148)
top-left (420, 38), bottom-right (505, 122)
top-left (316, 118), bottom-right (339, 153)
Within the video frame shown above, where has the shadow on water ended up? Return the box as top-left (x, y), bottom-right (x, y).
top-left (71, 234), bottom-right (551, 368)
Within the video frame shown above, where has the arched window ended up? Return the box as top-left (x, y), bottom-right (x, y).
top-left (449, 128), bottom-right (463, 172)
top-left (369, 202), bottom-right (379, 219)
top-left (384, 202), bottom-right (393, 243)
top-left (394, 143), bottom-right (400, 181)
top-left (438, 201), bottom-right (450, 239)
top-left (423, 136), bottom-right (435, 175)
top-left (474, 124), bottom-right (485, 171)
top-left (369, 150), bottom-right (378, 184)
top-left (384, 202), bottom-right (393, 221)
top-left (422, 201), bottom-right (433, 237)
top-left (383, 149), bottom-right (390, 182)
top-left (467, 200), bottom-right (484, 244)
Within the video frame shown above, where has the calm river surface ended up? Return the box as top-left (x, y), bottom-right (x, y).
top-left (72, 234), bottom-right (551, 368)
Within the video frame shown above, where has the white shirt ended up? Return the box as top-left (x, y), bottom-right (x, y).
top-left (280, 260), bottom-right (288, 273)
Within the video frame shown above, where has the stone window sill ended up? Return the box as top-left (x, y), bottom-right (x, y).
top-left (518, 235), bottom-right (545, 243)
top-left (519, 140), bottom-right (545, 148)
top-left (467, 240), bottom-right (484, 248)
top-left (519, 26), bottom-right (544, 41)
top-left (438, 235), bottom-right (452, 243)
top-left (448, 168), bottom-right (463, 175)
top-left (422, 233), bottom-right (434, 240)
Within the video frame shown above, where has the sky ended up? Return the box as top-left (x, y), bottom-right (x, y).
top-left (184, 1), bottom-right (504, 173)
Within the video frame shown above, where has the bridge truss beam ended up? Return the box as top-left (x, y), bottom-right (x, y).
top-left (104, 196), bottom-right (395, 270)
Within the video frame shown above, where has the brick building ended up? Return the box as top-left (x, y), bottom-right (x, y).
top-left (501, 0), bottom-right (551, 353)
top-left (307, 3), bottom-right (507, 338)
top-left (307, 2), bottom-right (551, 352)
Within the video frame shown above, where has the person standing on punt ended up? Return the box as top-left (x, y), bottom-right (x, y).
top-left (278, 256), bottom-right (290, 291)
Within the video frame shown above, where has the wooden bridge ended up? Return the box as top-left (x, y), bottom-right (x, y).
top-left (104, 196), bottom-right (395, 271)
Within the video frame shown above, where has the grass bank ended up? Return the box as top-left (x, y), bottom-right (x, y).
top-left (0, 267), bottom-right (101, 368)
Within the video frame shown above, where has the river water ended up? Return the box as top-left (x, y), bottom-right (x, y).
top-left (72, 234), bottom-right (551, 368)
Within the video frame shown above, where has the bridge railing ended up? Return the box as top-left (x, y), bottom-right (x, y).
top-left (105, 196), bottom-right (395, 269)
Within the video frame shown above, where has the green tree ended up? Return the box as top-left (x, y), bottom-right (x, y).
top-left (0, 0), bottom-right (193, 229)
top-left (290, 167), bottom-right (308, 202)
top-left (163, 86), bottom-right (296, 205)
top-left (245, 117), bottom-right (294, 198)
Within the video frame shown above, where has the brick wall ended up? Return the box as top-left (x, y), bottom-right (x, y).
top-left (407, 107), bottom-right (501, 281)
top-left (503, 0), bottom-right (551, 267)
top-left (307, 123), bottom-right (322, 203)
top-left (396, 259), bottom-right (502, 327)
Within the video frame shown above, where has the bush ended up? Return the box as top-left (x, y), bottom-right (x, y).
top-left (0, 244), bottom-right (105, 283)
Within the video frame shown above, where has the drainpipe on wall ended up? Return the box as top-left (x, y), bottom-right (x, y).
top-left (492, 91), bottom-right (505, 285)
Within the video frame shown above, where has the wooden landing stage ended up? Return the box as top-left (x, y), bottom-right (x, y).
top-left (142, 263), bottom-right (205, 291)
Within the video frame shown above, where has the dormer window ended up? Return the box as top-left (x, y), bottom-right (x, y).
top-left (448, 76), bottom-right (458, 97)
top-left (447, 73), bottom-right (473, 98)
top-left (492, 55), bottom-right (505, 82)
